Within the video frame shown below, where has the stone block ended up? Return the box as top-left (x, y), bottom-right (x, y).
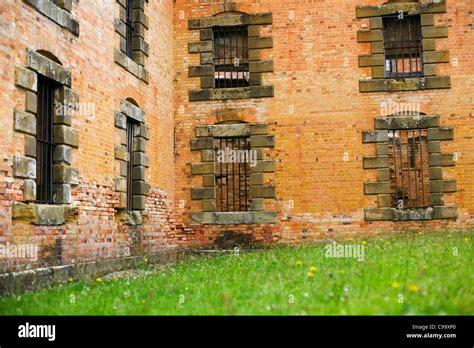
top-left (251, 186), bottom-right (276, 198)
top-left (115, 177), bottom-right (127, 192)
top-left (53, 145), bottom-right (72, 164)
top-left (191, 163), bottom-right (215, 175)
top-left (252, 160), bottom-right (275, 173)
top-left (362, 130), bottom-right (388, 143)
top-left (364, 182), bottom-right (390, 195)
top-left (24, 135), bottom-right (36, 158)
top-left (120, 99), bottom-right (144, 123)
top-left (14, 109), bottom-right (36, 135)
top-left (132, 195), bottom-right (146, 210)
top-left (132, 166), bottom-right (146, 181)
top-left (191, 187), bottom-right (215, 200)
top-left (430, 180), bottom-right (457, 193)
top-left (25, 91), bottom-right (37, 114)
top-left (132, 181), bottom-right (150, 196)
top-left (14, 66), bottom-right (37, 92)
top-left (190, 137), bottom-right (214, 150)
top-left (429, 153), bottom-right (455, 167)
top-left (53, 126), bottom-right (79, 148)
top-left (132, 152), bottom-right (149, 167)
top-left (53, 165), bottom-right (79, 184)
top-left (433, 206), bottom-right (458, 220)
top-left (250, 135), bottom-right (275, 148)
top-left (13, 156), bottom-right (36, 179)
top-left (26, 50), bottom-right (71, 86)
top-left (427, 127), bottom-right (454, 141)
top-left (23, 179), bottom-right (36, 202)
top-left (52, 184), bottom-right (72, 204)
top-left (202, 174), bottom-right (215, 187)
top-left (363, 156), bottom-right (389, 169)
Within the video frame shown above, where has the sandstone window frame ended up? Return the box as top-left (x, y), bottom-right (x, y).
top-left (114, 99), bottom-right (150, 225)
top-left (190, 123), bottom-right (277, 225)
top-left (12, 50), bottom-right (80, 226)
top-left (22, 0), bottom-right (79, 36)
top-left (187, 12), bottom-right (274, 101)
top-left (114, 0), bottom-right (150, 83)
top-left (362, 114), bottom-right (457, 221)
top-left (356, 0), bottom-right (451, 93)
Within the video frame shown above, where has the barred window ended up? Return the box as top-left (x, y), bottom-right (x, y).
top-left (126, 117), bottom-right (137, 210)
top-left (125, 0), bottom-right (134, 58)
top-left (215, 137), bottom-right (251, 212)
top-left (213, 26), bottom-right (249, 88)
top-left (36, 75), bottom-right (58, 204)
top-left (388, 129), bottom-right (430, 209)
top-left (383, 15), bottom-right (423, 79)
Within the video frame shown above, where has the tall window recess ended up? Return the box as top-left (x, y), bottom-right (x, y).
top-left (215, 136), bottom-right (251, 212)
top-left (187, 12), bottom-right (274, 101)
top-left (125, 117), bottom-right (138, 210)
top-left (383, 15), bottom-right (423, 79)
top-left (36, 75), bottom-right (58, 204)
top-left (388, 129), bottom-right (430, 209)
top-left (213, 26), bottom-right (249, 88)
top-left (125, 0), bottom-right (134, 59)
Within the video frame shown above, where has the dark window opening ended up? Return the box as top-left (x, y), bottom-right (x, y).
top-left (383, 15), bottom-right (423, 79)
top-left (36, 75), bottom-right (58, 204)
top-left (125, 0), bottom-right (134, 59)
top-left (126, 118), bottom-right (137, 210)
top-left (215, 137), bottom-right (251, 212)
top-left (213, 26), bottom-right (249, 88)
top-left (388, 129), bottom-right (430, 209)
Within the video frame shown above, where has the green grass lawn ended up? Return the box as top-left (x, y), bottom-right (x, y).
top-left (0, 230), bottom-right (472, 315)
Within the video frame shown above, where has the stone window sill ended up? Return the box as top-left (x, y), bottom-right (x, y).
top-left (190, 211), bottom-right (277, 225)
top-left (364, 207), bottom-right (458, 221)
top-left (359, 76), bottom-right (451, 93)
top-left (12, 202), bottom-right (76, 226)
top-left (114, 50), bottom-right (149, 84)
top-left (115, 210), bottom-right (145, 226)
top-left (23, 0), bottom-right (79, 36)
top-left (189, 85), bottom-right (274, 102)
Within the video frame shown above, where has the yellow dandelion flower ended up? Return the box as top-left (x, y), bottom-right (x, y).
top-left (408, 284), bottom-right (419, 293)
top-left (68, 277), bottom-right (74, 282)
top-left (296, 260), bottom-right (303, 266)
top-left (392, 282), bottom-right (400, 289)
top-left (362, 241), bottom-right (367, 245)
top-left (113, 275), bottom-right (118, 280)
top-left (144, 257), bottom-right (148, 262)
top-left (307, 272), bottom-right (314, 278)
top-left (96, 277), bottom-right (102, 283)
top-left (310, 266), bottom-right (317, 272)
top-left (347, 237), bottom-right (354, 241)
top-left (418, 232), bottom-right (423, 235)
top-left (464, 237), bottom-right (470, 244)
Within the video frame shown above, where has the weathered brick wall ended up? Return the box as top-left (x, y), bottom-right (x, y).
top-left (1, 0), bottom-right (473, 274)
top-left (0, 0), bottom-right (177, 273)
top-left (173, 0), bottom-right (474, 247)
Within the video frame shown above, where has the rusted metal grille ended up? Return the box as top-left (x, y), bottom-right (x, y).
top-left (125, 0), bottom-right (134, 59)
top-left (215, 137), bottom-right (251, 212)
top-left (388, 129), bottom-right (430, 209)
top-left (213, 26), bottom-right (249, 88)
top-left (126, 118), bottom-right (136, 210)
top-left (36, 76), bottom-right (56, 204)
top-left (383, 15), bottom-right (423, 79)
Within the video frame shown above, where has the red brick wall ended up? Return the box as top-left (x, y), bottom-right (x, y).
top-left (173, 0), bottom-right (474, 246)
top-left (1, 0), bottom-right (473, 273)
top-left (0, 0), bottom-right (177, 272)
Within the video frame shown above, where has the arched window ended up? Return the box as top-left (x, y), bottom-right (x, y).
top-left (36, 51), bottom-right (62, 204)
